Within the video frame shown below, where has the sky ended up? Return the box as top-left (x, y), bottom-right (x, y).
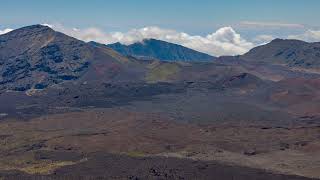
top-left (1, 0), bottom-right (320, 56)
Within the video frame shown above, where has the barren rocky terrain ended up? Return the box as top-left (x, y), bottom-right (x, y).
top-left (0, 109), bottom-right (319, 179)
top-left (0, 25), bottom-right (320, 179)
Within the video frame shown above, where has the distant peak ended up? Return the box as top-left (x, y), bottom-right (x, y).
top-left (142, 38), bottom-right (166, 43)
top-left (107, 38), bottom-right (215, 61)
top-left (270, 38), bottom-right (285, 43)
top-left (143, 38), bottom-right (157, 42)
top-left (88, 41), bottom-right (101, 45)
top-left (7, 24), bottom-right (55, 36)
top-left (269, 38), bottom-right (306, 44)
top-left (20, 24), bottom-right (53, 31)
top-left (113, 42), bottom-right (124, 45)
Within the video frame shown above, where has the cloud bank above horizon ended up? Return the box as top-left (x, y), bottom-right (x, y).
top-left (44, 24), bottom-right (255, 56)
top-left (1, 23), bottom-right (320, 56)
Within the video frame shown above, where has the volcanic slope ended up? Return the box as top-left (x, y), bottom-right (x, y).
top-left (0, 24), bottom-right (146, 92)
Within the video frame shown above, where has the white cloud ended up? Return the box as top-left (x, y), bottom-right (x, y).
top-left (0, 28), bottom-right (13, 35)
top-left (204, 27), bottom-right (254, 56)
top-left (45, 24), bottom-right (254, 56)
top-left (108, 26), bottom-right (255, 56)
top-left (240, 21), bottom-right (305, 29)
top-left (288, 29), bottom-right (320, 42)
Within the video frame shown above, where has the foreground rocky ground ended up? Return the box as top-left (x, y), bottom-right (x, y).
top-left (0, 108), bottom-right (319, 179)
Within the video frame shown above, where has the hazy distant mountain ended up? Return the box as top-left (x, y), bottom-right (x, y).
top-left (106, 39), bottom-right (215, 62)
top-left (241, 39), bottom-right (320, 69)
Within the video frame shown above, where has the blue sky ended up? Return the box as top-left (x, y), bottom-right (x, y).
top-left (1, 0), bottom-right (320, 56)
top-left (1, 0), bottom-right (319, 32)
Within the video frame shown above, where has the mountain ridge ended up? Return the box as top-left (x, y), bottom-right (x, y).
top-left (241, 38), bottom-right (320, 69)
top-left (1, 24), bottom-right (320, 93)
top-left (0, 24), bottom-right (129, 92)
top-left (106, 38), bottom-right (215, 62)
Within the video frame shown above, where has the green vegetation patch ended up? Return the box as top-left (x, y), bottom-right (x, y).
top-left (146, 63), bottom-right (180, 83)
top-left (0, 153), bottom-right (87, 175)
top-left (124, 151), bottom-right (146, 158)
top-left (20, 161), bottom-right (77, 175)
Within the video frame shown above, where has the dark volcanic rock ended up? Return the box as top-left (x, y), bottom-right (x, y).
top-left (105, 38), bottom-right (215, 62)
top-left (0, 25), bottom-right (128, 92)
top-left (0, 25), bottom-right (91, 91)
